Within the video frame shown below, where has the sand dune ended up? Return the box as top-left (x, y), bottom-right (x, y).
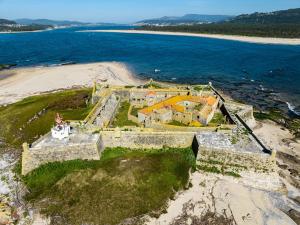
top-left (0, 62), bottom-right (143, 105)
top-left (80, 30), bottom-right (300, 45)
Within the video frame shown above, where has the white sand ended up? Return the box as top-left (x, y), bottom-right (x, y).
top-left (0, 62), bottom-right (143, 105)
top-left (253, 120), bottom-right (300, 155)
top-left (147, 171), bottom-right (297, 225)
top-left (80, 30), bottom-right (300, 45)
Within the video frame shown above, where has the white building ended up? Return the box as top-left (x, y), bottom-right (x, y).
top-left (51, 124), bottom-right (71, 140)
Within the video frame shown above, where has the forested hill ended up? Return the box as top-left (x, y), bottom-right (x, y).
top-left (0, 18), bottom-right (52, 32)
top-left (0, 19), bottom-right (16, 25)
top-left (137, 8), bottom-right (300, 38)
top-left (15, 19), bottom-right (90, 26)
top-left (137, 14), bottom-right (232, 25)
top-left (230, 8), bottom-right (300, 24)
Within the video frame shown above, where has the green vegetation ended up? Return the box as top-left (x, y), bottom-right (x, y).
top-left (112, 101), bottom-right (138, 127)
top-left (0, 89), bottom-right (93, 148)
top-left (230, 135), bottom-right (238, 144)
top-left (130, 106), bottom-right (142, 117)
top-left (0, 18), bottom-right (16, 25)
top-left (197, 160), bottom-right (241, 178)
top-left (168, 120), bottom-right (188, 127)
top-left (143, 81), bottom-right (162, 89)
top-left (138, 23), bottom-right (300, 38)
top-left (194, 103), bottom-right (203, 111)
top-left (23, 147), bottom-right (195, 225)
top-left (194, 85), bottom-right (211, 92)
top-left (0, 24), bottom-right (52, 32)
top-left (254, 110), bottom-right (283, 121)
top-left (254, 110), bottom-right (300, 138)
top-left (209, 112), bottom-right (226, 125)
top-left (0, 64), bottom-right (16, 71)
top-left (230, 8), bottom-right (300, 25)
top-left (139, 9), bottom-right (300, 38)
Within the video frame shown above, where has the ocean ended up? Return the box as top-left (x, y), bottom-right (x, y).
top-left (0, 26), bottom-right (300, 117)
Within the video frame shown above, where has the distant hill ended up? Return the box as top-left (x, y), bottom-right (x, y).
top-left (0, 19), bottom-right (16, 25)
top-left (15, 19), bottom-right (90, 27)
top-left (0, 18), bottom-right (53, 32)
top-left (136, 14), bottom-right (233, 25)
top-left (138, 8), bottom-right (300, 38)
top-left (229, 8), bottom-right (300, 24)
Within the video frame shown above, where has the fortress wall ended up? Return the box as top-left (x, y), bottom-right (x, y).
top-left (21, 139), bottom-right (102, 175)
top-left (100, 131), bottom-right (195, 149)
top-left (197, 147), bottom-right (275, 172)
top-left (225, 102), bottom-right (256, 128)
top-left (113, 90), bottom-right (130, 100)
top-left (147, 123), bottom-right (236, 133)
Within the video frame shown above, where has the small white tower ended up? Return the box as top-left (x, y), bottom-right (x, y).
top-left (51, 113), bottom-right (70, 140)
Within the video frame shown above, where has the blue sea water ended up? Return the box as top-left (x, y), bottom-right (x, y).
top-left (0, 26), bottom-right (300, 116)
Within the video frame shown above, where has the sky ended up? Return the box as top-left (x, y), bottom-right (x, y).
top-left (0, 0), bottom-right (299, 23)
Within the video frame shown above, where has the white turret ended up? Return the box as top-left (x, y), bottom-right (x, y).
top-left (51, 113), bottom-right (70, 140)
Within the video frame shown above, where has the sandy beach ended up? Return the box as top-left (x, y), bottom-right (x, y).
top-left (80, 30), bottom-right (300, 45)
top-left (0, 62), bottom-right (142, 105)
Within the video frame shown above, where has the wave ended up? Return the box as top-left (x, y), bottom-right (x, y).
top-left (286, 102), bottom-right (300, 116)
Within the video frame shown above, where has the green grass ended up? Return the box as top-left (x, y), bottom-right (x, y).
top-left (168, 120), bottom-right (188, 127)
top-left (112, 101), bottom-right (138, 127)
top-left (143, 82), bottom-right (162, 89)
top-left (209, 112), bottom-right (226, 125)
top-left (194, 103), bottom-right (203, 111)
top-left (194, 85), bottom-right (211, 92)
top-left (23, 147), bottom-right (195, 225)
top-left (130, 106), bottom-right (141, 118)
top-left (197, 158), bottom-right (242, 178)
top-left (254, 110), bottom-right (283, 121)
top-left (0, 88), bottom-right (92, 148)
top-left (197, 164), bottom-right (241, 178)
top-left (254, 110), bottom-right (300, 138)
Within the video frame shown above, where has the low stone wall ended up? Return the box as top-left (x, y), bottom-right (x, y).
top-left (100, 130), bottom-right (195, 149)
top-left (22, 137), bottom-right (102, 175)
top-left (225, 101), bottom-right (256, 128)
top-left (197, 148), bottom-right (275, 172)
top-left (148, 123), bottom-right (235, 133)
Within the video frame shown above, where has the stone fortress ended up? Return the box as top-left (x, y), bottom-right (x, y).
top-left (21, 80), bottom-right (276, 175)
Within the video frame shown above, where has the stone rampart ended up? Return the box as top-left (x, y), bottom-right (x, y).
top-left (198, 148), bottom-right (275, 172)
top-left (100, 130), bottom-right (195, 149)
top-left (148, 122), bottom-right (235, 133)
top-left (196, 132), bottom-right (275, 172)
top-left (21, 134), bottom-right (102, 175)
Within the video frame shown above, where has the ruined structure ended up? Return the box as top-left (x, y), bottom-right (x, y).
top-left (21, 81), bottom-right (274, 175)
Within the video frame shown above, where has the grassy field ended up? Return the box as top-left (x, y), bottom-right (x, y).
top-left (209, 112), bottom-right (227, 126)
top-left (23, 147), bottom-right (195, 225)
top-left (168, 120), bottom-right (188, 127)
top-left (112, 101), bottom-right (138, 127)
top-left (0, 88), bottom-right (92, 148)
top-left (130, 106), bottom-right (142, 118)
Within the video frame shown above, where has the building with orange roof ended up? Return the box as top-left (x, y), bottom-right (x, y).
top-left (138, 94), bottom-right (219, 126)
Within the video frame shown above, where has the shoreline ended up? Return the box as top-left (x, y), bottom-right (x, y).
top-left (79, 29), bottom-right (300, 45)
top-left (0, 62), bottom-right (143, 106)
top-left (0, 28), bottom-right (54, 34)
